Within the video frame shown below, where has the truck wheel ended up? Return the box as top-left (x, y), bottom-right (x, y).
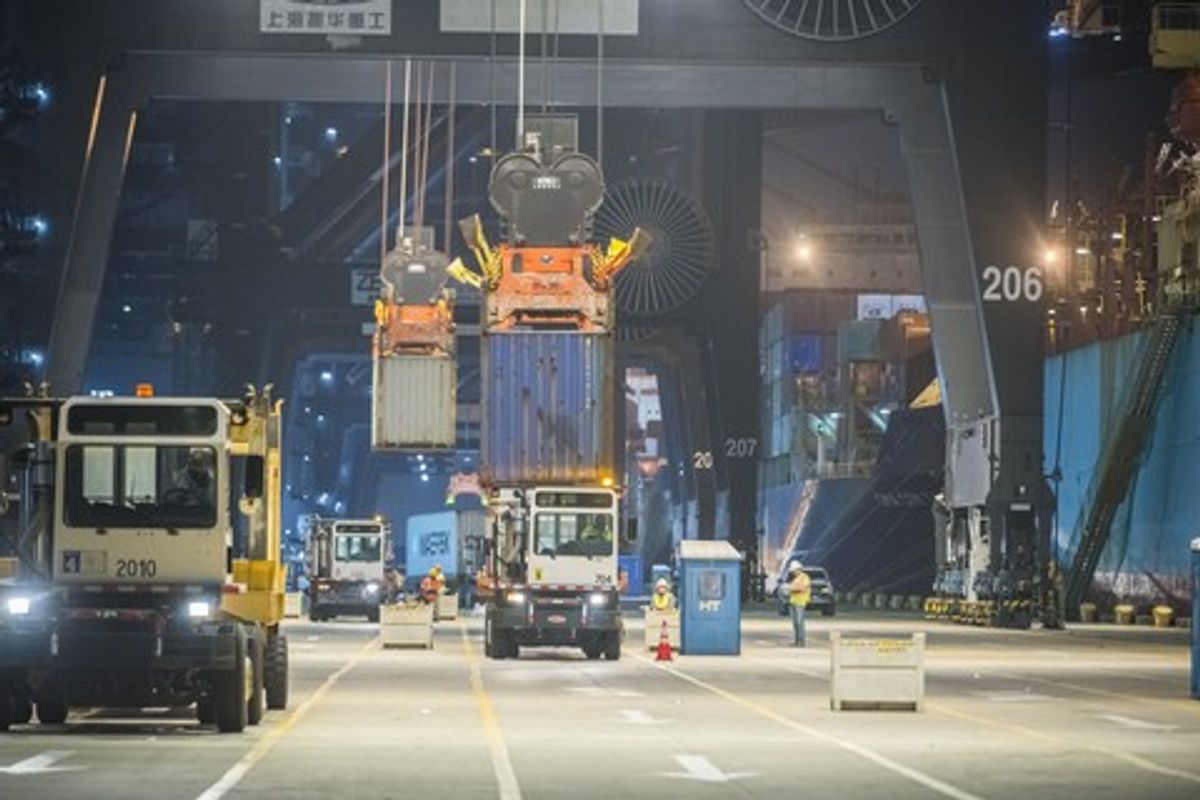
top-left (0, 690), bottom-right (11, 732)
top-left (247, 627), bottom-right (265, 726)
top-left (823, 606), bottom-right (836, 617)
top-left (213, 628), bottom-right (249, 733)
top-left (264, 633), bottom-right (289, 711)
top-left (484, 616), bottom-right (496, 658)
top-left (9, 696), bottom-right (32, 725)
top-left (367, 607), bottom-right (380, 623)
top-left (603, 631), bottom-right (622, 661)
top-left (35, 694), bottom-right (68, 725)
top-left (582, 642), bottom-right (602, 660)
top-left (196, 695), bottom-right (215, 725)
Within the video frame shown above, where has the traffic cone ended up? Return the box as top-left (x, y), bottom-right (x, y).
top-left (655, 618), bottom-right (673, 662)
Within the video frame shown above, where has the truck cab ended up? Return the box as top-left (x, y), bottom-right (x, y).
top-left (483, 486), bottom-right (623, 660)
top-left (0, 391), bottom-right (289, 734)
top-left (306, 517), bottom-right (390, 622)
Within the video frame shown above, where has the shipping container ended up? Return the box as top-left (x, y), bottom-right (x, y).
top-left (482, 331), bottom-right (616, 485)
top-left (406, 511), bottom-right (460, 583)
top-left (837, 319), bottom-right (885, 363)
top-left (371, 354), bottom-right (456, 449)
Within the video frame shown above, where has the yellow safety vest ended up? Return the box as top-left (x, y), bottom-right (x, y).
top-left (651, 591), bottom-right (674, 611)
top-left (789, 573), bottom-right (812, 608)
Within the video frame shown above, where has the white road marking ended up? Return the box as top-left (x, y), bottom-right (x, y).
top-left (194, 636), bottom-right (379, 800)
top-left (305, 635), bottom-right (320, 642)
top-left (567, 686), bottom-right (604, 696)
top-left (661, 754), bottom-right (756, 783)
top-left (620, 709), bottom-right (670, 725)
top-left (1096, 714), bottom-right (1180, 732)
top-left (971, 690), bottom-right (1057, 703)
top-left (612, 689), bottom-right (644, 698)
top-left (0, 751), bottom-right (84, 775)
top-left (641, 655), bottom-right (985, 800)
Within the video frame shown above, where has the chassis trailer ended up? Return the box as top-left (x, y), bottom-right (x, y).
top-left (0, 389), bottom-right (289, 733)
top-left (482, 486), bottom-right (623, 660)
top-left (306, 516), bottom-right (390, 622)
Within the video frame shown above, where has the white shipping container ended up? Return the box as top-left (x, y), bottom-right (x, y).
top-left (372, 355), bottom-right (456, 449)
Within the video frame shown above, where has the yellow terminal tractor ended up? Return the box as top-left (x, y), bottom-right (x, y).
top-left (0, 386), bottom-right (289, 733)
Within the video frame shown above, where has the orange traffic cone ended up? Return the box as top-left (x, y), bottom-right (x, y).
top-left (655, 618), bottom-right (674, 662)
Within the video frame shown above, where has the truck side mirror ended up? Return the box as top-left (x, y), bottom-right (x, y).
top-left (244, 455), bottom-right (264, 499)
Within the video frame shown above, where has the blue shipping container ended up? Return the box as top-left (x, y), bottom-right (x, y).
top-left (406, 511), bottom-right (459, 584)
top-left (483, 331), bottom-right (615, 485)
top-left (618, 554), bottom-right (644, 595)
top-left (787, 333), bottom-right (824, 374)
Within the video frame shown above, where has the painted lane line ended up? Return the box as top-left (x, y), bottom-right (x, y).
top-left (612, 689), bottom-right (645, 698)
top-left (620, 709), bottom-right (671, 725)
top-left (970, 691), bottom-right (1057, 703)
top-left (930, 702), bottom-right (1200, 786)
top-left (661, 754), bottom-right (756, 783)
top-left (194, 635), bottom-right (379, 800)
top-left (0, 751), bottom-right (84, 775)
top-left (635, 654), bottom-right (984, 800)
top-left (461, 622), bottom-right (522, 800)
top-left (1096, 714), bottom-right (1180, 732)
top-left (567, 686), bottom-right (605, 695)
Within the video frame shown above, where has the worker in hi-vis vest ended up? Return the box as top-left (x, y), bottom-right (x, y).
top-left (650, 578), bottom-right (676, 611)
top-left (787, 561), bottom-right (812, 647)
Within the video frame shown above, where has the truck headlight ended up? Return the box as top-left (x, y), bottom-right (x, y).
top-left (187, 601), bottom-right (212, 619)
top-left (589, 593), bottom-right (608, 607)
top-left (365, 582), bottom-right (380, 595)
top-left (505, 591), bottom-right (526, 604)
top-left (6, 596), bottom-right (31, 616)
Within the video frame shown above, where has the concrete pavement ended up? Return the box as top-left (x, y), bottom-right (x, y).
top-left (1, 611), bottom-right (1196, 799)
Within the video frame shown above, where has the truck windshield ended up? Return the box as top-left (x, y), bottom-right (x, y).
top-left (534, 512), bottom-right (613, 558)
top-left (335, 535), bottom-right (382, 563)
top-left (64, 444), bottom-right (217, 529)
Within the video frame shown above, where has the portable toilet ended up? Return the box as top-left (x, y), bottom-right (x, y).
top-left (678, 540), bottom-right (742, 655)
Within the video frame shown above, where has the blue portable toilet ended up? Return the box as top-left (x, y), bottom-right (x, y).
top-left (678, 540), bottom-right (742, 655)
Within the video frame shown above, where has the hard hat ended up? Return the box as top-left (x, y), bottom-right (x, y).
top-left (655, 577), bottom-right (668, 589)
top-left (428, 567), bottom-right (438, 576)
top-left (788, 559), bottom-right (802, 572)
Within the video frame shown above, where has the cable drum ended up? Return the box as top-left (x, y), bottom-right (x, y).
top-left (593, 180), bottom-right (714, 317)
top-left (741, 0), bottom-right (924, 42)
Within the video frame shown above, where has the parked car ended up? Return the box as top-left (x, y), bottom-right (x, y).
top-left (776, 566), bottom-right (836, 617)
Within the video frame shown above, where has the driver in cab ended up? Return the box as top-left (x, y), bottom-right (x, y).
top-left (169, 448), bottom-right (214, 506)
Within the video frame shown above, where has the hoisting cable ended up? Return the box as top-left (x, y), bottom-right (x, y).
top-left (398, 58), bottom-right (412, 240)
top-left (596, 0), bottom-right (604, 167)
top-left (444, 61), bottom-right (457, 253)
top-left (380, 59), bottom-right (393, 267)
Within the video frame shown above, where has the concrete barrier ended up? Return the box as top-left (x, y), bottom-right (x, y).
top-left (1114, 604), bottom-right (1135, 625)
top-left (1079, 602), bottom-right (1097, 623)
top-left (380, 602), bottom-right (434, 649)
top-left (906, 595), bottom-right (923, 612)
top-left (644, 608), bottom-right (680, 651)
top-left (435, 593), bottom-right (458, 621)
top-left (830, 631), bottom-right (925, 712)
top-left (874, 593), bottom-right (888, 610)
top-left (888, 595), bottom-right (905, 611)
top-left (284, 592), bottom-right (304, 619)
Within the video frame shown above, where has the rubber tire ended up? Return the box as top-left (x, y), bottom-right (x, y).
top-left (603, 631), bottom-right (621, 661)
top-left (9, 696), bottom-right (33, 725)
top-left (823, 606), bottom-right (836, 618)
top-left (264, 633), bottom-right (289, 711)
top-left (213, 627), bottom-right (248, 733)
top-left (196, 696), bottom-right (215, 725)
top-left (367, 607), bottom-right (380, 623)
top-left (247, 627), bottom-right (265, 726)
top-left (35, 695), bottom-right (68, 725)
top-left (582, 641), bottom-right (602, 660)
top-left (0, 692), bottom-right (11, 732)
